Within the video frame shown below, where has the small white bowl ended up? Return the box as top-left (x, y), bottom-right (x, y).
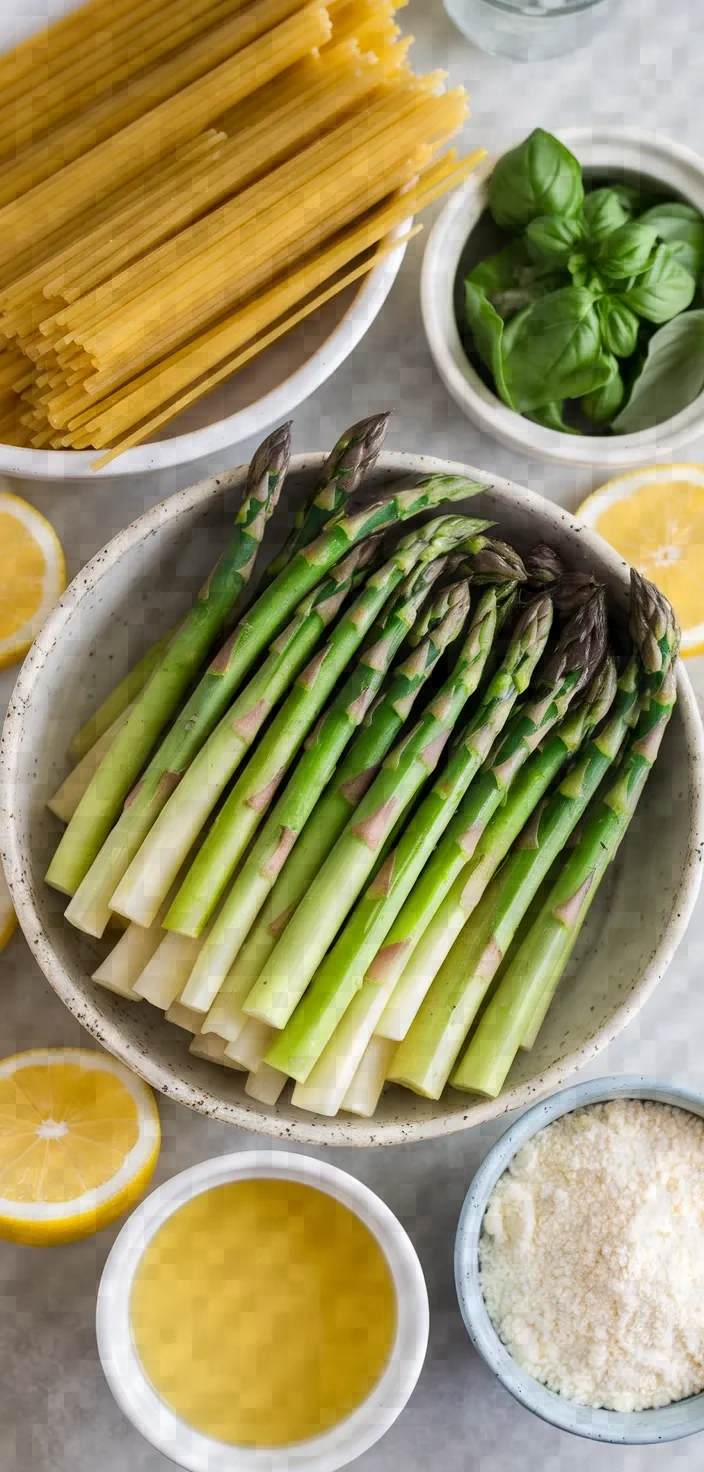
top-left (96, 1149), bottom-right (429, 1471)
top-left (0, 0), bottom-right (408, 484)
top-left (454, 1076), bottom-right (704, 1444)
top-left (421, 126), bottom-right (704, 468)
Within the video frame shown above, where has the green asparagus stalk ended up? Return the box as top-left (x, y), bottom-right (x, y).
top-left (263, 594), bottom-right (555, 1080)
top-left (451, 571), bottom-right (680, 1098)
top-left (201, 580), bottom-right (474, 1042)
top-left (65, 541), bottom-right (376, 936)
top-left (387, 657), bottom-right (644, 1099)
top-left (46, 423), bottom-right (293, 897)
top-left (68, 624), bottom-right (180, 763)
top-left (164, 522), bottom-right (494, 945)
top-left (177, 562), bottom-right (472, 1013)
top-left (378, 652), bottom-right (621, 1042)
top-left (77, 416), bottom-right (387, 768)
top-left (59, 472), bottom-right (486, 934)
top-left (368, 592), bottom-right (610, 1039)
top-left (288, 661), bottom-right (620, 1115)
top-left (245, 585), bottom-right (507, 1035)
top-left (264, 412), bottom-right (390, 580)
top-left (99, 537), bottom-right (383, 932)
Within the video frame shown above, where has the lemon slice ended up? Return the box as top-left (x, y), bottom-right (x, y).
top-left (0, 865), bottom-right (16, 953)
top-left (578, 464), bottom-right (704, 656)
top-left (0, 488), bottom-right (66, 670)
top-left (0, 1049), bottom-right (160, 1245)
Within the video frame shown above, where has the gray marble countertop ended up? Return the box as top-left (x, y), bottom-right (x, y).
top-left (3, 0), bottom-right (704, 1466)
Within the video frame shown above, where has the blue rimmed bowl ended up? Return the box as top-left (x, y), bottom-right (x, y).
top-left (455, 1075), bottom-right (704, 1444)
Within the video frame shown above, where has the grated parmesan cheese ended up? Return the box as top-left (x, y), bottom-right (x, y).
top-left (479, 1099), bottom-right (704, 1411)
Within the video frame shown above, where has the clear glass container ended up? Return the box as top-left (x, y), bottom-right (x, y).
top-left (443, 0), bottom-right (620, 62)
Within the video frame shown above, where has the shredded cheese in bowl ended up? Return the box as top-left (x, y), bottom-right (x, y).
top-left (479, 1099), bottom-right (704, 1412)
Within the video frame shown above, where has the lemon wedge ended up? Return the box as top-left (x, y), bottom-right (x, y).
top-left (0, 1049), bottom-right (160, 1245)
top-left (0, 865), bottom-right (16, 953)
top-left (578, 464), bottom-right (704, 656)
top-left (0, 488), bottom-right (66, 670)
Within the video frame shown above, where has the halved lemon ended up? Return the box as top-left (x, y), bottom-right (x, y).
top-left (0, 488), bottom-right (66, 670)
top-left (0, 1049), bottom-right (160, 1245)
top-left (0, 864), bottom-right (16, 953)
top-left (578, 464), bottom-right (704, 657)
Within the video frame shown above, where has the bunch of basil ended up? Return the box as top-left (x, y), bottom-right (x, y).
top-left (463, 128), bottom-right (704, 433)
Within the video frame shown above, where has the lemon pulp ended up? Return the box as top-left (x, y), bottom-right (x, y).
top-left (130, 1178), bottom-right (397, 1447)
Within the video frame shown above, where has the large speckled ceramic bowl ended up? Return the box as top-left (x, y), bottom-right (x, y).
top-left (1, 453), bottom-right (702, 1145)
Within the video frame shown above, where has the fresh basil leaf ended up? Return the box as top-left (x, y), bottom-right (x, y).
top-left (581, 362), bottom-right (625, 424)
top-left (464, 279), bottom-right (513, 406)
top-left (466, 244), bottom-right (563, 322)
top-left (596, 222), bottom-right (659, 279)
top-left (525, 213), bottom-right (584, 262)
top-left (582, 188), bottom-right (630, 242)
top-left (622, 242), bottom-right (696, 322)
top-left (612, 309), bottom-right (704, 431)
top-left (526, 402), bottom-right (580, 433)
top-left (488, 128), bottom-right (584, 230)
top-left (638, 203), bottom-right (704, 279)
top-left (501, 286), bottom-right (613, 411)
top-left (568, 254), bottom-right (605, 294)
top-left (596, 297), bottom-right (640, 357)
top-left (640, 201), bottom-right (702, 223)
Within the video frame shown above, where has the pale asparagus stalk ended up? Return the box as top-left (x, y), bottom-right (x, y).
top-left (188, 1034), bottom-right (246, 1069)
top-left (49, 701), bottom-right (136, 824)
top-left (164, 1001), bottom-right (203, 1033)
top-left (341, 1036), bottom-right (396, 1117)
top-left (245, 1063), bottom-right (288, 1105)
top-left (224, 1018), bottom-right (275, 1071)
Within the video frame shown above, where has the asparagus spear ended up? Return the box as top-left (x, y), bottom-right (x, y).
top-left (367, 593), bottom-right (610, 1037)
top-left (378, 652), bottom-right (621, 1042)
top-left (49, 700), bottom-right (137, 824)
top-left (451, 572), bottom-right (679, 1098)
top-left (524, 543), bottom-right (564, 586)
top-left (387, 656), bottom-right (644, 1099)
top-left (288, 660), bottom-right (620, 1116)
top-left (66, 540), bottom-right (378, 936)
top-left (201, 580), bottom-right (474, 1042)
top-left (102, 536), bottom-right (385, 931)
top-left (163, 521), bottom-right (493, 944)
top-left (245, 586), bottom-right (506, 1035)
top-left (68, 624), bottom-right (180, 763)
top-left (60, 472), bottom-right (485, 934)
top-left (178, 561), bottom-right (472, 1013)
top-left (263, 594), bottom-right (555, 1080)
top-left (265, 412), bottom-right (390, 580)
top-left (46, 424), bottom-right (292, 897)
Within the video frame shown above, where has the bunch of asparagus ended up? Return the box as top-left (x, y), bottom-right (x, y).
top-left (48, 416), bottom-right (680, 1119)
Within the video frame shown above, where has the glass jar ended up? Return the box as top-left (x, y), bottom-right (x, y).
top-left (443, 0), bottom-right (620, 62)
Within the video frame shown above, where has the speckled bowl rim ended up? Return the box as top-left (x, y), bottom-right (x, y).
top-left (1, 453), bottom-right (703, 1145)
top-left (455, 1075), bottom-right (704, 1444)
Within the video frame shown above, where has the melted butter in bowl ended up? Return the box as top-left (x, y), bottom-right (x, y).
top-left (129, 1178), bottom-right (397, 1448)
top-left (97, 1151), bottom-right (428, 1472)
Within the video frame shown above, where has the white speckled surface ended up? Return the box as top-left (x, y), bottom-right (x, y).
top-left (2, 0), bottom-right (704, 1465)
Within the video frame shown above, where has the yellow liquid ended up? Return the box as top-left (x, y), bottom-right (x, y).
top-left (130, 1178), bottom-right (397, 1447)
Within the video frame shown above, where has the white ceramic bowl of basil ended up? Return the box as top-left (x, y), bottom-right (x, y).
top-left (421, 127), bottom-right (704, 468)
